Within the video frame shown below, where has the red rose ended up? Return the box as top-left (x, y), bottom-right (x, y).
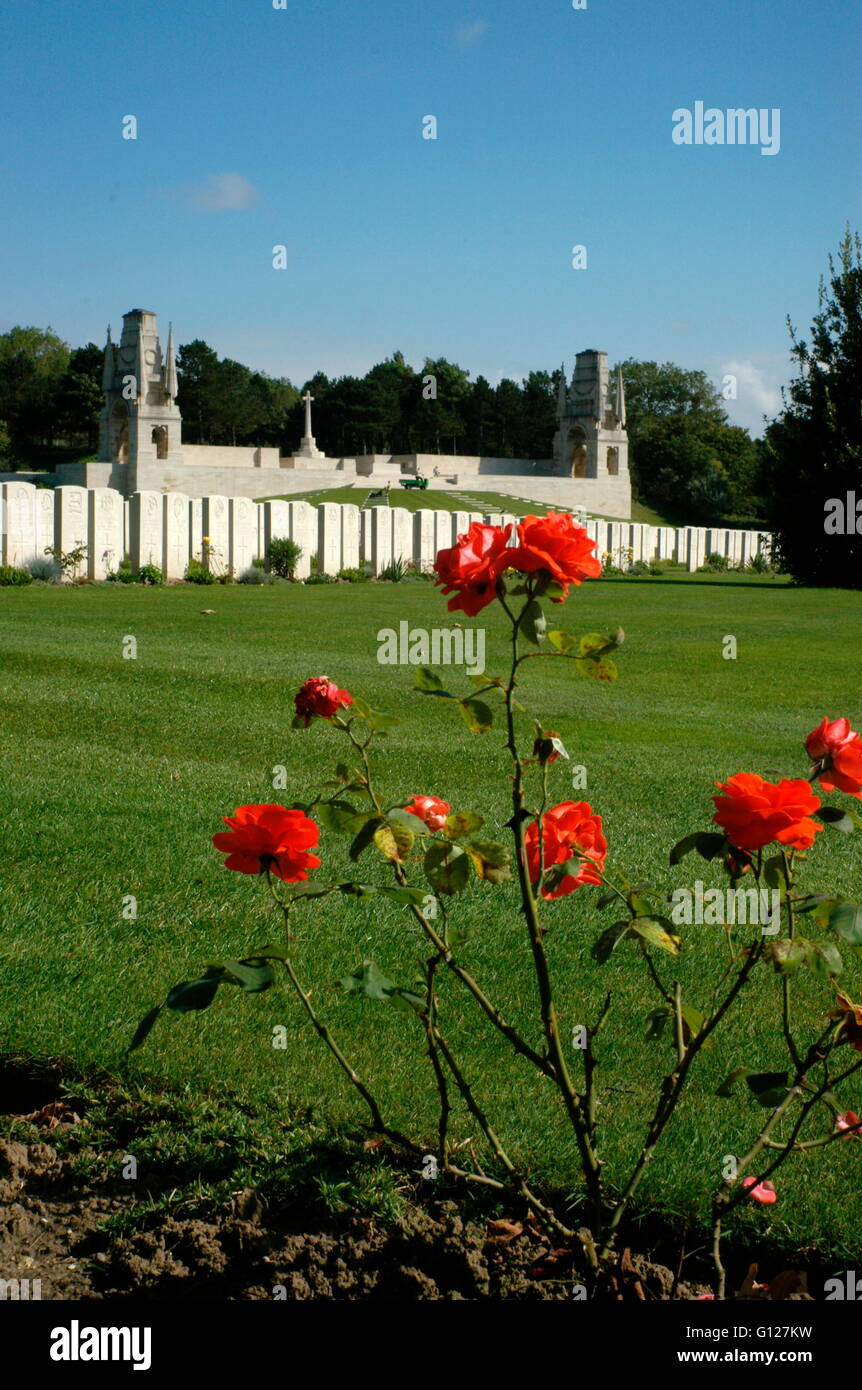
top-left (212, 803), bottom-right (321, 882)
top-left (295, 676), bottom-right (353, 727)
top-left (403, 795), bottom-right (451, 832)
top-left (525, 800), bottom-right (607, 899)
top-left (711, 773), bottom-right (822, 852)
top-left (434, 522), bottom-right (512, 616)
top-left (805, 717), bottom-right (862, 797)
top-left (742, 1177), bottom-right (777, 1205)
top-left (506, 513), bottom-right (602, 600)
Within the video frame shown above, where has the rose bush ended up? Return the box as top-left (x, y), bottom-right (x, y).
top-left (133, 511), bottom-right (862, 1299)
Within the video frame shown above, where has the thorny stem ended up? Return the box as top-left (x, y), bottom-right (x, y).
top-left (499, 584), bottom-right (604, 1239)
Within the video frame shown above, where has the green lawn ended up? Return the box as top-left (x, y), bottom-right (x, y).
top-left (1, 576), bottom-right (860, 1259)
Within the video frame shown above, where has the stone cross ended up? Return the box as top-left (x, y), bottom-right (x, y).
top-left (302, 391), bottom-right (314, 437)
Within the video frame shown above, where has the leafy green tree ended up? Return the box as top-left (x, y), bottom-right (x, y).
top-left (0, 325), bottom-right (70, 457)
top-left (176, 340), bottom-right (221, 444)
top-left (763, 228), bottom-right (862, 586)
top-left (56, 343), bottom-right (103, 449)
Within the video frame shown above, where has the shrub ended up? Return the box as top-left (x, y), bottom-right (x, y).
top-left (379, 556), bottom-right (409, 583)
top-left (648, 564), bottom-right (664, 576)
top-left (0, 564), bottom-right (33, 586)
top-left (26, 555), bottom-right (61, 581)
top-left (337, 567), bottom-right (371, 583)
top-left (44, 543), bottom-right (87, 581)
top-left (267, 537), bottom-right (303, 579)
top-left (748, 551), bottom-right (771, 573)
top-left (706, 551), bottom-right (728, 571)
top-left (184, 559), bottom-right (216, 585)
top-left (304, 572), bottom-right (336, 585)
top-left (136, 564), bottom-right (164, 586)
top-left (238, 565), bottom-right (273, 585)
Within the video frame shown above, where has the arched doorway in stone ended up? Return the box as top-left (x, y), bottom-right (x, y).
top-left (568, 426), bottom-right (587, 477)
top-left (152, 426), bottom-right (169, 460)
top-left (607, 447), bottom-right (619, 476)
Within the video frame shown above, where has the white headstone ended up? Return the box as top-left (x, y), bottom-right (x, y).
top-left (1, 480), bottom-right (38, 568)
top-left (340, 504), bottom-right (361, 571)
top-left (36, 488), bottom-right (55, 563)
top-left (163, 493), bottom-right (191, 580)
top-left (391, 506), bottom-right (413, 563)
top-left (129, 491), bottom-right (165, 571)
top-left (88, 487), bottom-right (124, 579)
top-left (451, 511), bottom-right (472, 546)
top-left (190, 498), bottom-right (202, 565)
top-left (288, 500), bottom-right (315, 579)
top-left (54, 485), bottom-right (89, 576)
top-left (229, 496), bottom-right (257, 576)
top-left (686, 527), bottom-right (707, 572)
top-left (201, 495), bottom-right (229, 574)
top-left (370, 508), bottom-right (393, 575)
top-left (413, 509), bottom-right (436, 572)
top-left (317, 502), bottom-right (342, 575)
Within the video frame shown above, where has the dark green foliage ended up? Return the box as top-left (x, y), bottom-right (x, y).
top-left (0, 564), bottom-right (33, 586)
top-left (266, 536), bottom-right (302, 579)
top-left (763, 228), bottom-right (862, 587)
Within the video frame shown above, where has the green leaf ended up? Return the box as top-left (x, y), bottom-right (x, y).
top-left (762, 853), bottom-right (786, 890)
top-left (349, 816), bottom-right (384, 861)
top-left (458, 698), bottom-right (494, 733)
top-left (717, 1066), bottom-right (750, 1098)
top-left (444, 809), bottom-right (485, 839)
top-left (377, 885), bottom-right (436, 908)
top-left (746, 1071), bottom-right (789, 1107)
top-left (414, 667), bottom-right (456, 698)
top-left (424, 841), bottom-right (471, 895)
top-left (547, 630), bottom-right (577, 653)
top-left (630, 917), bottom-right (682, 955)
top-left (806, 939), bottom-right (843, 979)
top-left (519, 599), bottom-right (546, 646)
top-left (387, 808), bottom-right (431, 835)
top-left (414, 666), bottom-right (443, 692)
top-left (317, 800), bottom-right (361, 834)
top-left (596, 890), bottom-right (619, 909)
top-left (465, 837), bottom-right (511, 884)
top-left (815, 806), bottom-right (855, 833)
top-left (338, 961), bottom-right (424, 1013)
top-left (767, 939), bottom-right (808, 975)
top-left (575, 655), bottom-right (618, 683)
top-left (829, 900), bottom-right (862, 945)
top-left (335, 762), bottom-right (351, 781)
top-left (127, 1004), bottom-right (163, 1054)
top-left (374, 823), bottom-right (414, 862)
top-left (669, 832), bottom-right (727, 865)
top-left (795, 893), bottom-right (842, 926)
top-left (221, 958), bottom-right (276, 993)
top-left (338, 882), bottom-right (380, 900)
top-left (287, 881), bottom-right (338, 900)
top-left (578, 632), bottom-right (614, 657)
top-left (681, 1002), bottom-right (706, 1041)
top-left (446, 923), bottom-right (479, 950)
top-left (165, 975), bottom-right (222, 1014)
top-left (645, 1006), bottom-right (673, 1041)
top-left (365, 710), bottom-right (403, 731)
top-left (351, 696), bottom-right (372, 719)
top-left (592, 921), bottom-right (630, 963)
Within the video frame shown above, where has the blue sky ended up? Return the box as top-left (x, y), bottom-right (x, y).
top-left (1, 0), bottom-right (860, 433)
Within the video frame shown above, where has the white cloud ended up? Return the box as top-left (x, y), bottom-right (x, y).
top-left (454, 19), bottom-right (487, 48)
top-left (719, 357), bottom-right (784, 432)
top-left (184, 173), bottom-right (260, 211)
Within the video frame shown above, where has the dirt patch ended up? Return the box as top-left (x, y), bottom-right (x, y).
top-left (0, 1062), bottom-right (816, 1301)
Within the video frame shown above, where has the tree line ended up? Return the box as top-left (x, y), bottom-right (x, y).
top-left (3, 224), bottom-right (860, 571)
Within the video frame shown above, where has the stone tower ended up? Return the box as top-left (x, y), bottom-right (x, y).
top-left (98, 310), bottom-right (183, 469)
top-left (553, 350), bottom-right (629, 488)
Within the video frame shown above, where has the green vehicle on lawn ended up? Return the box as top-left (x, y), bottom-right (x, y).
top-left (400, 475), bottom-right (428, 490)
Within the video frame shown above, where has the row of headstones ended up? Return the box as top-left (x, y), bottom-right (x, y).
top-left (0, 481), bottom-right (771, 580)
